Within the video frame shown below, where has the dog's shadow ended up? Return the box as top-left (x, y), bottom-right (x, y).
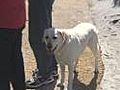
top-left (72, 71), bottom-right (99, 90)
top-left (34, 71), bottom-right (99, 90)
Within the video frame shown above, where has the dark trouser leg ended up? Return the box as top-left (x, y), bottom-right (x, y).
top-left (0, 29), bottom-right (25, 90)
top-left (0, 77), bottom-right (10, 90)
top-left (10, 29), bottom-right (25, 90)
top-left (0, 30), bottom-right (11, 89)
top-left (28, 0), bottom-right (57, 78)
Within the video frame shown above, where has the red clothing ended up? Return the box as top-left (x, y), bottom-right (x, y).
top-left (0, 0), bottom-right (26, 29)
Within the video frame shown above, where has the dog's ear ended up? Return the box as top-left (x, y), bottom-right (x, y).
top-left (58, 31), bottom-right (67, 41)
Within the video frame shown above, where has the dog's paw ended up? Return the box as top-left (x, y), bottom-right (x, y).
top-left (57, 83), bottom-right (64, 87)
top-left (57, 83), bottom-right (65, 90)
top-left (60, 86), bottom-right (65, 90)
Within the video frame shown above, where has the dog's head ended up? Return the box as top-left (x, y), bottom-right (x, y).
top-left (43, 28), bottom-right (59, 52)
top-left (43, 28), bottom-right (67, 52)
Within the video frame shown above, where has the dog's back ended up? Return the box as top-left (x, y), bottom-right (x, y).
top-left (58, 23), bottom-right (98, 39)
top-left (73, 23), bottom-right (98, 34)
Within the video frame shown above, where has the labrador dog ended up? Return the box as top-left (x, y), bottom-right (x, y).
top-left (43, 23), bottom-right (101, 90)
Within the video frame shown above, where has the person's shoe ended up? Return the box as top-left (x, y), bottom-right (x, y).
top-left (25, 69), bottom-right (58, 89)
top-left (49, 70), bottom-right (59, 79)
top-left (26, 75), bottom-right (55, 89)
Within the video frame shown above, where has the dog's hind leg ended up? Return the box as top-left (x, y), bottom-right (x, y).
top-left (88, 37), bottom-right (100, 74)
top-left (74, 59), bottom-right (79, 74)
top-left (68, 63), bottom-right (74, 90)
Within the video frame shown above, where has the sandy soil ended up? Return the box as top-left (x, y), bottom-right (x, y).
top-left (91, 0), bottom-right (120, 90)
top-left (22, 0), bottom-right (105, 90)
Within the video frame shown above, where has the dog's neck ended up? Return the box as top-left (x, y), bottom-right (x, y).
top-left (54, 37), bottom-right (67, 54)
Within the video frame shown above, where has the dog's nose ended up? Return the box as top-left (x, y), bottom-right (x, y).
top-left (47, 43), bottom-right (52, 49)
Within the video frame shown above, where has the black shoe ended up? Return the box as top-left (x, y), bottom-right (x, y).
top-left (25, 69), bottom-right (58, 89)
top-left (49, 70), bottom-right (59, 79)
top-left (26, 75), bottom-right (55, 89)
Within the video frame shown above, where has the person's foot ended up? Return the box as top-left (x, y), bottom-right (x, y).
top-left (25, 69), bottom-right (58, 89)
top-left (49, 70), bottom-right (59, 79)
top-left (26, 76), bottom-right (55, 89)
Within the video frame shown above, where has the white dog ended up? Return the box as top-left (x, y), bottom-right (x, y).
top-left (43, 23), bottom-right (101, 90)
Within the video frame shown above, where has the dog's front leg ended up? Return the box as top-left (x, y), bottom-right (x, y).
top-left (57, 64), bottom-right (65, 89)
top-left (68, 64), bottom-right (74, 90)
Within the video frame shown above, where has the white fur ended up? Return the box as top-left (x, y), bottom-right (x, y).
top-left (43, 23), bottom-right (101, 90)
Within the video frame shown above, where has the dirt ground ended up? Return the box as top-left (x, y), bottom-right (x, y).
top-left (91, 0), bottom-right (120, 90)
top-left (22, 0), bottom-right (104, 90)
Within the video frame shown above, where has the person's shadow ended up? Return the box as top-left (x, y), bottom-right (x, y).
top-left (35, 71), bottom-right (99, 90)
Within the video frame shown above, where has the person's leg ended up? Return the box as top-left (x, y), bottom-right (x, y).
top-left (0, 29), bottom-right (11, 90)
top-left (28, 0), bottom-right (57, 77)
top-left (3, 28), bottom-right (26, 90)
top-left (0, 77), bottom-right (10, 90)
top-left (10, 29), bottom-right (25, 90)
top-left (26, 0), bottom-right (57, 88)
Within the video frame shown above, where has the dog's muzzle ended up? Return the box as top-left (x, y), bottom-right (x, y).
top-left (46, 43), bottom-right (58, 52)
top-left (46, 43), bottom-right (52, 52)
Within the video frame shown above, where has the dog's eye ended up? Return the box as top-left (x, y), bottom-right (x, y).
top-left (45, 36), bottom-right (49, 39)
top-left (52, 36), bottom-right (57, 39)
